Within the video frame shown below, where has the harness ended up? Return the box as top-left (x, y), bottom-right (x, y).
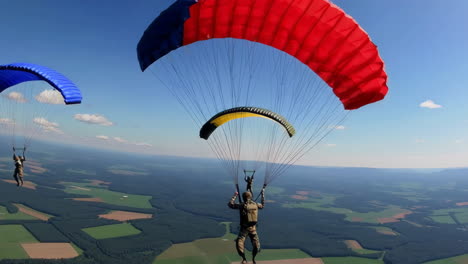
top-left (241, 200), bottom-right (258, 225)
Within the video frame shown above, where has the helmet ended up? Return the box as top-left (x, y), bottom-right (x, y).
top-left (242, 192), bottom-right (252, 201)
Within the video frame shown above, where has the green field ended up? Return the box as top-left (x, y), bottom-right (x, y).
top-left (345, 241), bottom-right (381, 255)
top-left (353, 248), bottom-right (381, 255)
top-left (430, 215), bottom-right (456, 224)
top-left (154, 240), bottom-right (310, 264)
top-left (71, 243), bottom-right (84, 255)
top-left (107, 165), bottom-right (149, 176)
top-left (424, 254), bottom-right (468, 264)
top-left (82, 223), bottom-right (142, 239)
top-left (385, 190), bottom-right (428, 202)
top-left (0, 206), bottom-right (36, 220)
top-left (345, 206), bottom-right (410, 224)
top-left (154, 222), bottom-right (311, 264)
top-left (371, 226), bottom-right (399, 235)
top-left (430, 208), bottom-right (468, 224)
top-left (0, 225), bottom-right (38, 259)
top-left (266, 186), bottom-right (285, 195)
top-left (62, 181), bottom-right (152, 209)
top-left (154, 222), bottom-right (384, 264)
top-left (282, 193), bottom-right (349, 214)
top-left (14, 203), bottom-right (53, 220)
top-left (283, 193), bottom-right (410, 224)
top-left (323, 257), bottom-right (384, 264)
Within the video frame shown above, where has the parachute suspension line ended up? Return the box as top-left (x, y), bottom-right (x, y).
top-left (149, 39), bottom-right (350, 188)
top-left (268, 95), bottom-right (338, 182)
top-left (269, 95), bottom-right (348, 183)
top-left (204, 43), bottom-right (241, 182)
top-left (240, 41), bottom-right (282, 175)
top-left (227, 40), bottom-right (243, 184)
top-left (23, 84), bottom-right (33, 147)
top-left (261, 48), bottom-right (351, 185)
top-left (152, 52), bottom-right (241, 182)
top-left (23, 82), bottom-right (56, 148)
top-left (203, 41), bottom-right (235, 183)
top-left (262, 51), bottom-right (296, 182)
top-left (273, 112), bottom-right (350, 181)
top-left (150, 62), bottom-right (239, 179)
top-left (248, 43), bottom-right (268, 172)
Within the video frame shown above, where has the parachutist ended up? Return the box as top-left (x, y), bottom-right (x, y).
top-left (244, 170), bottom-right (255, 195)
top-left (12, 148), bottom-right (26, 187)
top-left (228, 191), bottom-right (265, 264)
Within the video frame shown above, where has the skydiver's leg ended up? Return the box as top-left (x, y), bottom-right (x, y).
top-left (248, 186), bottom-right (253, 196)
top-left (19, 169), bottom-right (24, 186)
top-left (236, 229), bottom-right (248, 263)
top-left (249, 227), bottom-right (261, 264)
top-left (13, 170), bottom-right (20, 186)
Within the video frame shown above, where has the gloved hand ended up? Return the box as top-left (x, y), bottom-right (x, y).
top-left (234, 191), bottom-right (239, 196)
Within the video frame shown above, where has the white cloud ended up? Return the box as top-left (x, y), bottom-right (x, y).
top-left (455, 139), bottom-right (463, 144)
top-left (335, 125), bottom-right (345, 130)
top-left (415, 138), bottom-right (425, 143)
top-left (35, 89), bottom-right (65, 104)
top-left (95, 135), bottom-right (151, 147)
top-left (326, 143), bottom-right (337, 147)
top-left (113, 137), bottom-right (127, 143)
top-left (42, 125), bottom-right (64, 134)
top-left (420, 100), bottom-right (442, 109)
top-left (0, 118), bottom-right (14, 125)
top-left (33, 117), bottom-right (59, 128)
top-left (33, 117), bottom-right (63, 134)
top-left (5, 92), bottom-right (26, 103)
top-left (74, 114), bottom-right (113, 126)
top-left (135, 142), bottom-right (153, 147)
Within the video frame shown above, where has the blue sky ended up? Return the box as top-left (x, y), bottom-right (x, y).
top-left (1, 0), bottom-right (467, 168)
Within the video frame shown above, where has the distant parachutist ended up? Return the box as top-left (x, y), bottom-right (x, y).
top-left (244, 170), bottom-right (255, 195)
top-left (12, 147), bottom-right (26, 187)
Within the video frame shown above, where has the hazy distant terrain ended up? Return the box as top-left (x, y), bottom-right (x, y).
top-left (1, 139), bottom-right (468, 264)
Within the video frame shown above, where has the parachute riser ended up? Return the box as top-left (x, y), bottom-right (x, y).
top-left (236, 184), bottom-right (242, 203)
top-left (255, 184), bottom-right (267, 202)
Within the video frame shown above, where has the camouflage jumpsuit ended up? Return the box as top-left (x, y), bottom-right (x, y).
top-left (13, 154), bottom-right (25, 186)
top-left (244, 176), bottom-right (254, 195)
top-left (228, 192), bottom-right (265, 262)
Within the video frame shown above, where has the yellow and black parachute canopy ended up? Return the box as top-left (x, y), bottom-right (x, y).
top-left (200, 107), bottom-right (295, 140)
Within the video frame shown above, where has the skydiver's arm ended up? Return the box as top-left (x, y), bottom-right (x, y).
top-left (13, 154), bottom-right (17, 161)
top-left (228, 192), bottom-right (240, 209)
top-left (22, 149), bottom-right (26, 161)
top-left (257, 189), bottom-right (265, 209)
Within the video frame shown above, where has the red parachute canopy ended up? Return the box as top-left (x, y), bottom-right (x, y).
top-left (138, 0), bottom-right (388, 110)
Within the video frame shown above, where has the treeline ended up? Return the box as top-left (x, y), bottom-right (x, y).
top-left (24, 223), bottom-right (70, 242)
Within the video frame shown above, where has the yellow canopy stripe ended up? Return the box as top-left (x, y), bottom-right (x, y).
top-left (199, 106), bottom-right (295, 140)
top-left (210, 112), bottom-right (270, 127)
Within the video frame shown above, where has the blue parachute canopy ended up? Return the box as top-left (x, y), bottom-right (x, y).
top-left (0, 63), bottom-right (82, 104)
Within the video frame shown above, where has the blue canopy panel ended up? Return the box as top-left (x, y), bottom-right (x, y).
top-left (0, 63), bottom-right (82, 104)
top-left (137, 0), bottom-right (197, 71)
